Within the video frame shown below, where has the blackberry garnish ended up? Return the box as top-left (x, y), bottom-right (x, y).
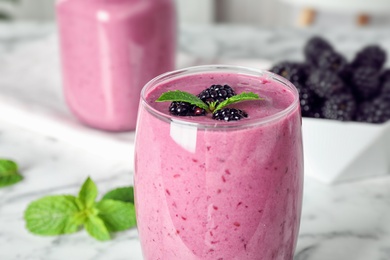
top-left (169, 102), bottom-right (205, 116)
top-left (306, 69), bottom-right (346, 98)
top-left (270, 62), bottom-right (309, 84)
top-left (317, 50), bottom-right (348, 75)
top-left (356, 96), bottom-right (390, 123)
top-left (322, 92), bottom-right (357, 121)
top-left (351, 66), bottom-right (381, 101)
top-left (159, 87), bottom-right (259, 120)
top-left (197, 84), bottom-right (236, 105)
top-left (351, 45), bottom-right (386, 70)
top-left (304, 36), bottom-right (333, 66)
top-left (212, 108), bottom-right (248, 121)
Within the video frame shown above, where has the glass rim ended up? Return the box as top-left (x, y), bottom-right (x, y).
top-left (140, 65), bottom-right (300, 130)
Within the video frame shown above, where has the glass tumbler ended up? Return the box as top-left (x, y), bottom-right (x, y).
top-left (134, 65), bottom-right (304, 260)
top-left (56, 0), bottom-right (176, 131)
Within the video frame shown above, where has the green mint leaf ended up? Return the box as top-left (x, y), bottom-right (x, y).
top-left (24, 195), bottom-right (83, 236)
top-left (0, 159), bottom-right (18, 175)
top-left (78, 177), bottom-right (97, 209)
top-left (85, 215), bottom-right (111, 241)
top-left (102, 187), bottom-right (134, 203)
top-left (208, 101), bottom-right (218, 111)
top-left (96, 199), bottom-right (136, 232)
top-left (0, 159), bottom-right (23, 188)
top-left (214, 92), bottom-right (261, 112)
top-left (75, 203), bottom-right (99, 224)
top-left (156, 90), bottom-right (209, 111)
top-left (24, 177), bottom-right (135, 242)
top-left (0, 174), bottom-right (23, 188)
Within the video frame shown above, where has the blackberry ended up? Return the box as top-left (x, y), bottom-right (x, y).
top-left (197, 84), bottom-right (236, 105)
top-left (356, 96), bottom-right (390, 123)
top-left (382, 81), bottom-right (390, 95)
top-left (270, 62), bottom-right (309, 84)
top-left (380, 69), bottom-right (390, 84)
top-left (306, 69), bottom-right (346, 98)
top-left (297, 85), bottom-right (323, 117)
top-left (317, 50), bottom-right (348, 75)
top-left (338, 64), bottom-right (354, 84)
top-left (304, 36), bottom-right (333, 66)
top-left (169, 102), bottom-right (205, 116)
top-left (212, 108), bottom-right (248, 121)
top-left (351, 66), bottom-right (381, 101)
top-left (380, 69), bottom-right (390, 95)
top-left (322, 92), bottom-right (357, 121)
top-left (351, 45), bottom-right (386, 70)
top-left (304, 108), bottom-right (324, 119)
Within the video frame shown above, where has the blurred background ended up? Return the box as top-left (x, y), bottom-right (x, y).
top-left (2, 0), bottom-right (390, 27)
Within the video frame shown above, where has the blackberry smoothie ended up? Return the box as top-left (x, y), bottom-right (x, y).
top-left (134, 66), bottom-right (304, 259)
top-left (56, 0), bottom-right (176, 131)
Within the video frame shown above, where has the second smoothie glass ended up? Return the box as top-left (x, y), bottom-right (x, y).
top-left (134, 65), bottom-right (304, 260)
top-left (56, 0), bottom-right (176, 131)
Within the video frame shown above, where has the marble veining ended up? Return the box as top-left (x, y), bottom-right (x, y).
top-left (1, 22), bottom-right (390, 260)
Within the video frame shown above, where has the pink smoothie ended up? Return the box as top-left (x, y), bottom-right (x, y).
top-left (56, 0), bottom-right (176, 131)
top-left (135, 67), bottom-right (304, 259)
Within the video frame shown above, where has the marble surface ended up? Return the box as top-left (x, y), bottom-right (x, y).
top-left (1, 22), bottom-right (390, 260)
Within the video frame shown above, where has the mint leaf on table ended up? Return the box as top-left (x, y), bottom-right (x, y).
top-left (24, 177), bottom-right (137, 241)
top-left (214, 92), bottom-right (261, 112)
top-left (96, 199), bottom-right (136, 232)
top-left (78, 177), bottom-right (98, 209)
top-left (85, 215), bottom-right (111, 241)
top-left (0, 159), bottom-right (23, 188)
top-left (0, 159), bottom-right (18, 175)
top-left (24, 195), bottom-right (83, 235)
top-left (0, 174), bottom-right (23, 188)
top-left (156, 90), bottom-right (209, 111)
top-left (102, 187), bottom-right (134, 203)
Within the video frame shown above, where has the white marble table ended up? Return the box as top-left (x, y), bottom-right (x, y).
top-left (1, 22), bottom-right (390, 260)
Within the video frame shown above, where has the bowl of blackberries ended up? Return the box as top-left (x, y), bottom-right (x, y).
top-left (271, 36), bottom-right (390, 184)
top-left (270, 36), bottom-right (390, 124)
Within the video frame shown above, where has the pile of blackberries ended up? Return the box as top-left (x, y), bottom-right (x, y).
top-left (270, 36), bottom-right (390, 124)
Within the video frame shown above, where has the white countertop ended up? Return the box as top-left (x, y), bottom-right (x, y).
top-left (1, 22), bottom-right (390, 260)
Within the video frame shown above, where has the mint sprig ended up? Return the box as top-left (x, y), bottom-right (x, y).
top-left (102, 187), bottom-right (134, 203)
top-left (156, 89), bottom-right (261, 114)
top-left (96, 200), bottom-right (136, 232)
top-left (24, 195), bottom-right (83, 236)
top-left (79, 177), bottom-right (98, 209)
top-left (24, 177), bottom-right (137, 241)
top-left (85, 215), bottom-right (111, 241)
top-left (214, 92), bottom-right (261, 112)
top-left (156, 90), bottom-right (209, 111)
top-left (0, 159), bottom-right (23, 188)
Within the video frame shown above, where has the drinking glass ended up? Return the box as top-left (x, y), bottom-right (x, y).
top-left (56, 0), bottom-right (176, 131)
top-left (134, 65), bottom-right (304, 260)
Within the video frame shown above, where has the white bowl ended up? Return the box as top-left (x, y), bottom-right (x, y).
top-left (302, 118), bottom-right (390, 184)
